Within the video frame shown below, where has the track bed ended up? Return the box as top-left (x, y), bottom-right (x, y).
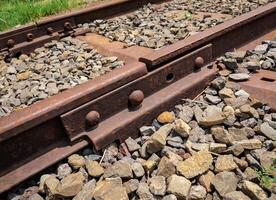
top-left (0, 0), bottom-right (275, 196)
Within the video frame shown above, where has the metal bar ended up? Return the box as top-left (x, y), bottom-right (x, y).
top-left (140, 2), bottom-right (276, 69)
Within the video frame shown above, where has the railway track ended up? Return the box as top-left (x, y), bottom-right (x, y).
top-left (0, 0), bottom-right (275, 198)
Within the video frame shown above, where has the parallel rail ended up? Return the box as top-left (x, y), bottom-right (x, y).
top-left (0, 0), bottom-right (275, 194)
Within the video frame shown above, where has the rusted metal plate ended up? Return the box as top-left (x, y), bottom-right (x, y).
top-left (9, 33), bottom-right (60, 55)
top-left (140, 2), bottom-right (276, 69)
top-left (90, 66), bottom-right (216, 149)
top-left (240, 70), bottom-right (276, 111)
top-left (61, 44), bottom-right (212, 141)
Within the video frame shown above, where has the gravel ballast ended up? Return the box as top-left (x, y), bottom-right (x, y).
top-left (81, 0), bottom-right (273, 49)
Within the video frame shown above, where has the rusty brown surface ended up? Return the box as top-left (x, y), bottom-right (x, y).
top-left (60, 44), bottom-right (212, 142)
top-left (240, 70), bottom-right (276, 111)
top-left (140, 2), bottom-right (276, 69)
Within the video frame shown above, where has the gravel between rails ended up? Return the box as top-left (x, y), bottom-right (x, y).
top-left (81, 0), bottom-right (274, 49)
top-left (5, 40), bottom-right (276, 200)
top-left (0, 37), bottom-right (124, 117)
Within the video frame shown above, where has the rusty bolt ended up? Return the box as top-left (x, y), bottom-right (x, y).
top-left (129, 90), bottom-right (144, 107)
top-left (64, 22), bottom-right (72, 31)
top-left (195, 57), bottom-right (204, 69)
top-left (7, 39), bottom-right (15, 48)
top-left (86, 111), bottom-right (100, 127)
top-left (47, 27), bottom-right (54, 34)
top-left (27, 33), bottom-right (34, 41)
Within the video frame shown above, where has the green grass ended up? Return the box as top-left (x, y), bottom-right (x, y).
top-left (0, 0), bottom-right (102, 31)
top-left (255, 165), bottom-right (276, 190)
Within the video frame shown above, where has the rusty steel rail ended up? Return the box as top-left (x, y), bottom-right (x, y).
top-left (0, 0), bottom-right (275, 194)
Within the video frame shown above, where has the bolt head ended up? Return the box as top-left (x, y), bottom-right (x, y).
top-left (86, 111), bottom-right (100, 127)
top-left (7, 39), bottom-right (15, 48)
top-left (195, 57), bottom-right (204, 68)
top-left (129, 90), bottom-right (144, 107)
top-left (27, 33), bottom-right (34, 41)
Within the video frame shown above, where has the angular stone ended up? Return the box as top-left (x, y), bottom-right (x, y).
top-left (125, 137), bottom-right (141, 152)
top-left (57, 163), bottom-right (72, 179)
top-left (224, 191), bottom-right (251, 200)
top-left (211, 126), bottom-right (231, 144)
top-left (222, 58), bottom-right (238, 70)
top-left (85, 160), bottom-right (104, 177)
top-left (136, 182), bottom-right (154, 200)
top-left (244, 167), bottom-right (258, 182)
top-left (233, 157), bottom-right (248, 170)
top-left (56, 172), bottom-right (85, 197)
top-left (39, 174), bottom-right (53, 193)
top-left (139, 126), bottom-right (156, 136)
top-left (142, 159), bottom-right (156, 173)
top-left (241, 180), bottom-right (267, 200)
top-left (177, 105), bottom-right (194, 123)
top-left (228, 127), bottom-right (252, 142)
top-left (259, 151), bottom-right (276, 170)
top-left (199, 112), bottom-right (226, 127)
top-left (198, 171), bottom-right (215, 192)
top-left (93, 177), bottom-right (128, 200)
top-left (215, 155), bottom-right (238, 172)
top-left (157, 111), bottom-right (175, 124)
top-left (177, 150), bottom-right (213, 179)
top-left (163, 194), bottom-right (177, 200)
top-left (219, 87), bottom-right (234, 98)
top-left (212, 171), bottom-right (238, 197)
top-left (73, 179), bottom-right (96, 200)
top-left (104, 160), bottom-right (133, 179)
top-left (44, 176), bottom-right (59, 195)
top-left (68, 154), bottom-right (85, 169)
top-left (210, 143), bottom-right (227, 153)
top-left (235, 89), bottom-right (250, 99)
top-left (173, 119), bottom-right (191, 138)
top-left (28, 194), bottom-right (44, 200)
top-left (156, 156), bottom-right (176, 178)
top-left (233, 139), bottom-right (262, 150)
top-left (131, 162), bottom-right (145, 178)
top-left (167, 174), bottom-right (191, 199)
top-left (149, 176), bottom-right (166, 196)
top-left (226, 51), bottom-right (246, 62)
top-left (206, 94), bottom-right (221, 104)
top-left (260, 122), bottom-right (276, 140)
top-left (229, 73), bottom-right (250, 81)
top-left (123, 179), bottom-right (139, 194)
top-left (189, 185), bottom-right (207, 200)
top-left (146, 124), bottom-right (173, 154)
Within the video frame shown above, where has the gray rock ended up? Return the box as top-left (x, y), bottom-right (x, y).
top-left (73, 179), bottom-right (96, 200)
top-left (167, 174), bottom-right (191, 199)
top-left (212, 171), bottom-right (238, 197)
top-left (241, 180), bottom-right (267, 200)
top-left (124, 179), bottom-right (139, 194)
top-left (131, 162), bottom-right (145, 178)
top-left (224, 191), bottom-right (251, 200)
top-left (57, 163), bottom-right (72, 179)
top-left (148, 176), bottom-right (166, 196)
top-left (125, 137), bottom-right (141, 152)
top-left (260, 122), bottom-right (276, 140)
top-left (229, 73), bottom-right (250, 81)
top-left (189, 185), bottom-right (207, 200)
